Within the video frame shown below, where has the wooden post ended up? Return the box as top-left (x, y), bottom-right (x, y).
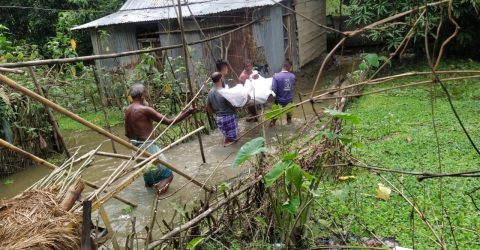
top-left (92, 66), bottom-right (118, 153)
top-left (0, 73), bottom-right (212, 192)
top-left (81, 200), bottom-right (92, 250)
top-left (28, 67), bottom-right (71, 157)
top-left (176, 0), bottom-right (207, 164)
top-left (0, 138), bottom-right (137, 207)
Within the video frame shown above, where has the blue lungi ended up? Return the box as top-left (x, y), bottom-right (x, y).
top-left (216, 114), bottom-right (238, 142)
top-left (131, 140), bottom-right (173, 186)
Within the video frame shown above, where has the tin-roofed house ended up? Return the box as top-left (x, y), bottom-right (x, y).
top-left (72, 0), bottom-right (327, 78)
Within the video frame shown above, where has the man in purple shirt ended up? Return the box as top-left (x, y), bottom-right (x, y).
top-left (270, 59), bottom-right (295, 127)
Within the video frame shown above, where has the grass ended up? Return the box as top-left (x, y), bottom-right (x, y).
top-left (56, 108), bottom-right (124, 131)
top-left (311, 59), bottom-right (480, 249)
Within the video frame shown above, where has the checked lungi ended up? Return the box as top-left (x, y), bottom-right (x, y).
top-left (215, 114), bottom-right (238, 142)
top-left (131, 140), bottom-right (173, 186)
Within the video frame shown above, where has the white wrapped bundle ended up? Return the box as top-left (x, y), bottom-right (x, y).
top-left (218, 71), bottom-right (275, 107)
top-left (248, 76), bottom-right (275, 104)
top-left (218, 80), bottom-right (254, 107)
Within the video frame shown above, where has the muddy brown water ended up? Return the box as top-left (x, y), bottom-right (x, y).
top-left (0, 56), bottom-right (357, 241)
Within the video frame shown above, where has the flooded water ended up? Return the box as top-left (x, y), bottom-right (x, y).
top-left (0, 56), bottom-right (357, 242)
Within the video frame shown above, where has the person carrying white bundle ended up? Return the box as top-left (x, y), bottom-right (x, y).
top-left (206, 72), bottom-right (239, 145)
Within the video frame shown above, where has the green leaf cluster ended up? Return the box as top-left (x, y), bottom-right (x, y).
top-left (232, 137), bottom-right (268, 168)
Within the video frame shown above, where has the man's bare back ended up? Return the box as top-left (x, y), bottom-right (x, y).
top-left (125, 103), bottom-right (162, 141)
top-left (125, 102), bottom-right (194, 141)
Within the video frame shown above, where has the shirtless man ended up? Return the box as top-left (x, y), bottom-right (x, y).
top-left (125, 83), bottom-right (195, 195)
top-left (238, 59), bottom-right (259, 85)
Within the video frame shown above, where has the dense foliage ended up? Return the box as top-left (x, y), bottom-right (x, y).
top-left (346, 0), bottom-right (480, 56)
top-left (0, 0), bottom-right (124, 58)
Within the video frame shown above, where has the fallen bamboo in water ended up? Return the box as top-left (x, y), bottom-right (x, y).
top-left (147, 177), bottom-right (262, 249)
top-left (0, 73), bottom-right (212, 193)
top-left (0, 138), bottom-right (137, 207)
top-left (88, 126), bottom-right (211, 212)
top-left (95, 151), bottom-right (147, 161)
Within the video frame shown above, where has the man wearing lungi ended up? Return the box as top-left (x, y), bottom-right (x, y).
top-left (206, 72), bottom-right (238, 145)
top-left (125, 83), bottom-right (195, 194)
top-left (269, 59), bottom-right (295, 127)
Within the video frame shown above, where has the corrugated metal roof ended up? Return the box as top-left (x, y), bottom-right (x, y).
top-left (72, 0), bottom-right (278, 30)
top-left (119, 0), bottom-right (209, 11)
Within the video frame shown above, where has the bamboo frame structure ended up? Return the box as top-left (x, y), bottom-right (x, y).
top-left (0, 138), bottom-right (136, 207)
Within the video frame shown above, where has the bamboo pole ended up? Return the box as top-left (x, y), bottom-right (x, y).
top-left (0, 138), bottom-right (137, 207)
top-left (176, 0), bottom-right (206, 163)
top-left (60, 178), bottom-right (85, 211)
top-left (0, 73), bottom-right (212, 192)
top-left (28, 67), bottom-right (71, 157)
top-left (0, 20), bottom-right (260, 69)
top-left (0, 67), bottom-right (24, 74)
top-left (95, 151), bottom-right (147, 161)
top-left (92, 65), bottom-right (117, 153)
top-left (99, 205), bottom-right (121, 250)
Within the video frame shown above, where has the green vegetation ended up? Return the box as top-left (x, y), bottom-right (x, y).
top-left (3, 179), bottom-right (14, 185)
top-left (311, 59), bottom-right (480, 248)
top-left (326, 0), bottom-right (350, 16)
top-left (202, 59), bottom-right (480, 249)
top-left (0, 0), bottom-right (124, 57)
top-left (56, 109), bottom-right (124, 131)
top-left (347, 0), bottom-right (480, 53)
top-left (121, 205), bottom-right (135, 214)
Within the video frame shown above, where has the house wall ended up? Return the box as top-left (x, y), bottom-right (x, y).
top-left (90, 24), bottom-right (140, 71)
top-left (294, 0), bottom-right (327, 67)
top-left (158, 19), bottom-right (223, 88)
top-left (252, 6), bottom-right (285, 75)
top-left (88, 4), bottom-right (309, 83)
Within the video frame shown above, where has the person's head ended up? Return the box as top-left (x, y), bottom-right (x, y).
top-left (129, 83), bottom-right (147, 101)
top-left (216, 60), bottom-right (229, 76)
top-left (282, 58), bottom-right (292, 71)
top-left (243, 59), bottom-right (253, 72)
top-left (211, 72), bottom-right (223, 87)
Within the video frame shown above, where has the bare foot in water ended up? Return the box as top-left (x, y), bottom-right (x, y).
top-left (154, 175), bottom-right (174, 196)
